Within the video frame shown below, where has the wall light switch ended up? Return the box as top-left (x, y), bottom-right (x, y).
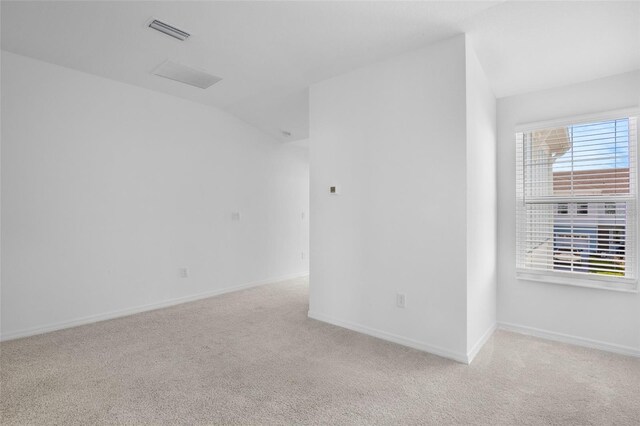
top-left (396, 293), bottom-right (406, 308)
top-left (329, 185), bottom-right (340, 195)
top-left (179, 268), bottom-right (189, 278)
top-left (231, 211), bottom-right (241, 221)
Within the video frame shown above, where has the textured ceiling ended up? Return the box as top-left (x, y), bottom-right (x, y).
top-left (2, 1), bottom-right (638, 141)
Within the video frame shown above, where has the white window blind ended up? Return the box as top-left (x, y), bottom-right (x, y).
top-left (516, 113), bottom-right (638, 291)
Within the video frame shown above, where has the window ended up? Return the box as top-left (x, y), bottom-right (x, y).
top-left (516, 112), bottom-right (638, 291)
top-left (605, 202), bottom-right (616, 215)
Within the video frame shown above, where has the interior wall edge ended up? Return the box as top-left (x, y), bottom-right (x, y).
top-left (0, 49), bottom-right (282, 144)
top-left (307, 310), bottom-right (469, 364)
top-left (466, 322), bottom-right (498, 364)
top-left (497, 321), bottom-right (640, 359)
top-left (0, 273), bottom-right (309, 342)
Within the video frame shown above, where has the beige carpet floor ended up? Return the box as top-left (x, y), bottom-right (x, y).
top-left (1, 277), bottom-right (639, 425)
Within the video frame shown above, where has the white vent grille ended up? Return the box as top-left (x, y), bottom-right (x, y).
top-left (148, 20), bottom-right (190, 41)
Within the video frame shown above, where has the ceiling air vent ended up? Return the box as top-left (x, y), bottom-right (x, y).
top-left (152, 61), bottom-right (222, 89)
top-left (148, 19), bottom-right (190, 41)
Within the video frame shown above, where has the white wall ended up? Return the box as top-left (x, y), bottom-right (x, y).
top-left (290, 138), bottom-right (311, 269)
top-left (497, 71), bottom-right (640, 356)
top-left (0, 51), bottom-right (309, 339)
top-left (309, 35), bottom-right (497, 362)
top-left (465, 39), bottom-right (497, 355)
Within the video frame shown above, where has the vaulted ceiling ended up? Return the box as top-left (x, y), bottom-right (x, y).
top-left (2, 1), bottom-right (639, 142)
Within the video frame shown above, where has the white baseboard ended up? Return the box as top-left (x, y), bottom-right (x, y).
top-left (307, 310), bottom-right (469, 364)
top-left (497, 321), bottom-right (640, 358)
top-left (0, 272), bottom-right (309, 342)
top-left (466, 323), bottom-right (497, 364)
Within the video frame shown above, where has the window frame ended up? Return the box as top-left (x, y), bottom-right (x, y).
top-left (515, 108), bottom-right (639, 293)
top-left (557, 203), bottom-right (568, 214)
top-left (605, 202), bottom-right (616, 215)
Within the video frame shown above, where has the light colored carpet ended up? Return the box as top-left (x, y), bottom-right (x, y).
top-left (1, 277), bottom-right (639, 425)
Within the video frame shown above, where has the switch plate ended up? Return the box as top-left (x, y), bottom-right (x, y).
top-left (329, 185), bottom-right (340, 195)
top-left (396, 293), bottom-right (406, 308)
top-left (179, 268), bottom-right (189, 278)
top-left (231, 211), bottom-right (241, 221)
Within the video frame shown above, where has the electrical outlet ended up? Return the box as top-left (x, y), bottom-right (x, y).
top-left (231, 211), bottom-right (241, 221)
top-left (179, 268), bottom-right (189, 278)
top-left (396, 293), bottom-right (406, 308)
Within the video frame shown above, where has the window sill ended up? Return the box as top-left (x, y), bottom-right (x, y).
top-left (516, 269), bottom-right (638, 293)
